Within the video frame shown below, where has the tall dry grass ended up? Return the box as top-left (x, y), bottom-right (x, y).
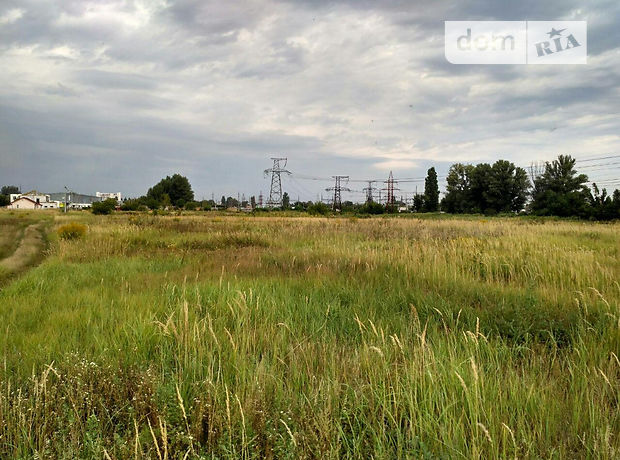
top-left (0, 212), bottom-right (618, 458)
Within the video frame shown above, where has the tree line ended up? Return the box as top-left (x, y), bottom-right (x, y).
top-left (439, 155), bottom-right (619, 220)
top-left (289, 155), bottom-right (619, 220)
top-left (2, 155), bottom-right (618, 220)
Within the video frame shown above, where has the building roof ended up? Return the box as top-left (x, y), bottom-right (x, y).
top-left (11, 196), bottom-right (39, 205)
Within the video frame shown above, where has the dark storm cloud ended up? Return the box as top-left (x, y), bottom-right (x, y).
top-left (0, 0), bottom-right (619, 200)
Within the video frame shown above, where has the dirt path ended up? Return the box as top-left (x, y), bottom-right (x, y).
top-left (0, 223), bottom-right (47, 274)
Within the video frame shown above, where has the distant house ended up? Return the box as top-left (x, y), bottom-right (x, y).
top-left (8, 196), bottom-right (41, 209)
top-left (8, 191), bottom-right (60, 209)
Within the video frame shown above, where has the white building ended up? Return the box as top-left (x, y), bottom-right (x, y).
top-left (8, 191), bottom-right (60, 210)
top-left (96, 192), bottom-right (122, 203)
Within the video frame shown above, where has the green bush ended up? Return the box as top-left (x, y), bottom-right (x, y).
top-left (92, 199), bottom-right (117, 215)
top-left (57, 222), bottom-right (87, 240)
top-left (184, 201), bottom-right (199, 210)
top-left (307, 202), bottom-right (331, 216)
top-left (120, 199), bottom-right (142, 211)
top-left (360, 201), bottom-right (385, 214)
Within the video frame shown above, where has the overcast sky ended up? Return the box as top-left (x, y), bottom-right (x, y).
top-left (1, 0), bottom-right (619, 201)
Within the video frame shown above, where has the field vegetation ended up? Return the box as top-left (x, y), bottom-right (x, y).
top-left (0, 213), bottom-right (50, 284)
top-left (0, 210), bottom-right (618, 458)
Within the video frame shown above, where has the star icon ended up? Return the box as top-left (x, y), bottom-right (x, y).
top-left (547, 28), bottom-right (566, 38)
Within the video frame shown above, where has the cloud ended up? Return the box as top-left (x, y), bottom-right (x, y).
top-left (0, 8), bottom-right (24, 25)
top-left (374, 159), bottom-right (418, 170)
top-left (0, 0), bottom-right (619, 201)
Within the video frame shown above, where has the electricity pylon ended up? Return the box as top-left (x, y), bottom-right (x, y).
top-left (264, 158), bottom-right (290, 208)
top-left (383, 171), bottom-right (399, 211)
top-left (326, 175), bottom-right (351, 211)
top-left (363, 180), bottom-right (377, 203)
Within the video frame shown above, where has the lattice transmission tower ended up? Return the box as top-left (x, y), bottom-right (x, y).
top-left (383, 171), bottom-right (399, 211)
top-left (264, 158), bottom-right (290, 208)
top-left (363, 180), bottom-right (377, 203)
top-left (326, 175), bottom-right (351, 211)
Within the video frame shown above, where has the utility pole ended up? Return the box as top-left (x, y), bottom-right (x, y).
top-left (326, 175), bottom-right (351, 211)
top-left (264, 157), bottom-right (290, 208)
top-left (258, 191), bottom-right (263, 208)
top-left (63, 185), bottom-right (71, 213)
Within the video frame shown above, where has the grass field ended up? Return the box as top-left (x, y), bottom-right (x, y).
top-left (0, 210), bottom-right (618, 459)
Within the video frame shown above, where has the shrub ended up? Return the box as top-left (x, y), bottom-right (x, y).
top-left (184, 201), bottom-right (199, 210)
top-left (57, 222), bottom-right (87, 240)
top-left (360, 201), bottom-right (385, 214)
top-left (120, 199), bottom-right (142, 211)
top-left (92, 199), bottom-right (117, 215)
top-left (307, 202), bottom-right (331, 216)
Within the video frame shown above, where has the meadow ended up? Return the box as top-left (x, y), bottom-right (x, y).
top-left (0, 210), bottom-right (618, 459)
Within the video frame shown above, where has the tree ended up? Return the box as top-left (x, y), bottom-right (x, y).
top-left (530, 155), bottom-right (590, 217)
top-left (250, 196), bottom-right (256, 209)
top-left (441, 163), bottom-right (473, 213)
top-left (282, 192), bottom-right (290, 209)
top-left (145, 197), bottom-right (160, 210)
top-left (486, 160), bottom-right (530, 213)
top-left (468, 163), bottom-right (492, 213)
top-left (0, 185), bottom-right (19, 207)
top-left (160, 193), bottom-right (172, 209)
top-left (225, 196), bottom-right (239, 208)
top-left (92, 198), bottom-right (117, 215)
top-left (1, 185), bottom-right (19, 196)
top-left (511, 166), bottom-right (530, 212)
top-left (423, 167), bottom-right (439, 212)
top-left (412, 194), bottom-right (424, 212)
top-left (146, 174), bottom-right (194, 208)
top-left (589, 184), bottom-right (620, 220)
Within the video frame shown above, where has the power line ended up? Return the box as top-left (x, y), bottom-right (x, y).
top-left (290, 173), bottom-right (332, 181)
top-left (286, 176), bottom-right (316, 202)
top-left (576, 154), bottom-right (620, 163)
top-left (577, 161), bottom-right (620, 169)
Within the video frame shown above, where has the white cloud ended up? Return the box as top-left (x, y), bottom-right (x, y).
top-left (374, 159), bottom-right (418, 170)
top-left (0, 0), bottom-right (619, 199)
top-left (0, 8), bottom-right (24, 25)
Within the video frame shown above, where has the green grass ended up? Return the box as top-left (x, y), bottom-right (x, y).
top-left (0, 211), bottom-right (618, 458)
top-left (0, 211), bottom-right (51, 285)
top-left (0, 213), bottom-right (39, 259)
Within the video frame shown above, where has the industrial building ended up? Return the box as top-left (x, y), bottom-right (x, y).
top-left (5, 190), bottom-right (122, 210)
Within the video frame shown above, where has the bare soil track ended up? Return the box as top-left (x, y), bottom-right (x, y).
top-left (0, 222), bottom-right (48, 282)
